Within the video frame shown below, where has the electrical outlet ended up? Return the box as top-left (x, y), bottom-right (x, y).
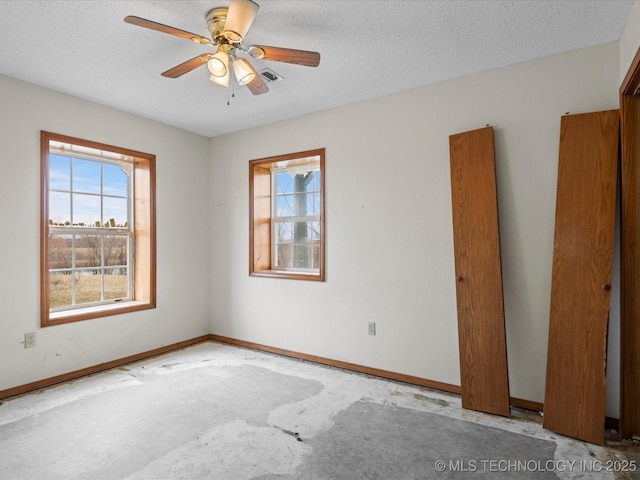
top-left (24, 332), bottom-right (36, 349)
top-left (368, 322), bottom-right (376, 336)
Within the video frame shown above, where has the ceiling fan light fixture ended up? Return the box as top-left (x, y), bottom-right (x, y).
top-left (207, 51), bottom-right (229, 77)
top-left (233, 57), bottom-right (256, 85)
top-left (210, 73), bottom-right (229, 87)
top-left (223, 0), bottom-right (259, 43)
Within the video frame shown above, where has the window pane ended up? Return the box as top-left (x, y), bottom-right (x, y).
top-left (276, 195), bottom-right (293, 217)
top-left (75, 235), bottom-right (102, 269)
top-left (300, 172), bottom-right (316, 193)
top-left (310, 192), bottom-right (320, 216)
top-left (313, 170), bottom-right (321, 192)
top-left (104, 267), bottom-right (128, 300)
top-left (73, 158), bottom-right (101, 194)
top-left (104, 235), bottom-right (128, 267)
top-left (276, 222), bottom-right (293, 243)
top-left (49, 191), bottom-right (71, 225)
top-left (75, 271), bottom-right (102, 304)
top-left (49, 154), bottom-right (70, 191)
top-left (49, 272), bottom-right (72, 308)
top-left (293, 245), bottom-right (311, 268)
top-left (49, 234), bottom-right (72, 269)
top-left (293, 221), bottom-right (310, 242)
top-left (275, 244), bottom-right (292, 267)
top-left (293, 173), bottom-right (306, 195)
top-left (309, 222), bottom-right (321, 241)
top-left (305, 194), bottom-right (314, 216)
top-left (103, 163), bottom-right (128, 197)
top-left (72, 193), bottom-right (101, 226)
top-left (297, 192), bottom-right (316, 216)
top-left (103, 197), bottom-right (128, 227)
top-left (276, 172), bottom-right (293, 194)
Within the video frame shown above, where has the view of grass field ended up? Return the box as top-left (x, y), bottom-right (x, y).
top-left (49, 235), bottom-right (129, 307)
top-left (49, 273), bottom-right (127, 308)
top-left (46, 146), bottom-right (132, 311)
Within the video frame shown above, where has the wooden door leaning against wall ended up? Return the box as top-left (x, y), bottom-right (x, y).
top-left (449, 126), bottom-right (510, 417)
top-left (543, 110), bottom-right (619, 445)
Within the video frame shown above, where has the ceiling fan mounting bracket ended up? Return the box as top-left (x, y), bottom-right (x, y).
top-left (206, 7), bottom-right (229, 42)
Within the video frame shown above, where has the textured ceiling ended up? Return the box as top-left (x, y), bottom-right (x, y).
top-left (0, 1), bottom-right (633, 138)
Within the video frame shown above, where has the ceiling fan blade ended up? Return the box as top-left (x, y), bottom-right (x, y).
top-left (246, 70), bottom-right (269, 95)
top-left (248, 45), bottom-right (320, 67)
top-left (124, 16), bottom-right (211, 45)
top-left (161, 54), bottom-right (213, 78)
top-left (223, 0), bottom-right (260, 43)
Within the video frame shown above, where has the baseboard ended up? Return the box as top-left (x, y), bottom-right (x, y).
top-left (510, 397), bottom-right (543, 412)
top-left (211, 334), bottom-right (543, 406)
top-left (1, 332), bottom-right (622, 432)
top-left (0, 335), bottom-right (210, 400)
top-left (210, 334), bottom-right (621, 431)
top-left (212, 334), bottom-right (537, 405)
top-left (506, 399), bottom-right (619, 430)
top-left (605, 416), bottom-right (620, 430)
top-left (209, 334), bottom-right (463, 394)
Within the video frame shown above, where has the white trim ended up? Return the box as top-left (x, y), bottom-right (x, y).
top-left (49, 300), bottom-right (148, 321)
top-left (47, 141), bottom-right (134, 312)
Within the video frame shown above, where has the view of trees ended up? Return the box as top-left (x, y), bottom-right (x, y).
top-left (49, 234), bottom-right (128, 272)
top-left (45, 142), bottom-right (135, 310)
top-left (274, 170), bottom-right (321, 270)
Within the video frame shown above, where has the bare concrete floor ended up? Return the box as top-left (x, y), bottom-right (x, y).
top-left (0, 342), bottom-right (637, 479)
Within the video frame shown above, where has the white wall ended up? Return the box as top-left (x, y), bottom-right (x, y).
top-left (620, 0), bottom-right (640, 83)
top-left (0, 75), bottom-right (211, 392)
top-left (0, 35), bottom-right (626, 416)
top-left (209, 42), bottom-right (620, 410)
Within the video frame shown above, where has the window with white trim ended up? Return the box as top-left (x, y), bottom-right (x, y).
top-left (41, 131), bottom-right (156, 326)
top-left (272, 162), bottom-right (321, 271)
top-left (250, 149), bottom-right (325, 281)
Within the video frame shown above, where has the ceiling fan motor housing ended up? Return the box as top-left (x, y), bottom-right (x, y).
top-left (206, 7), bottom-right (228, 41)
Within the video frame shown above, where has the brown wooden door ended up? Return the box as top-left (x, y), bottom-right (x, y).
top-left (543, 110), bottom-right (619, 445)
top-left (449, 126), bottom-right (510, 417)
top-left (620, 48), bottom-right (640, 440)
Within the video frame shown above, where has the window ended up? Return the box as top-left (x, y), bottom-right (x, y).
top-left (41, 131), bottom-right (156, 326)
top-left (250, 148), bottom-right (325, 281)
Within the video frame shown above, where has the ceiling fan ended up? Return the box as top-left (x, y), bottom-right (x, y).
top-left (124, 0), bottom-right (321, 96)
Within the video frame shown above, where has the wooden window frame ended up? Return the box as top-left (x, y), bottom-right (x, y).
top-left (249, 148), bottom-right (325, 281)
top-left (619, 47), bottom-right (640, 438)
top-left (40, 131), bottom-right (156, 327)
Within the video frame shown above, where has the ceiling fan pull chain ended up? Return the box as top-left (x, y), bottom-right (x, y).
top-left (229, 57), bottom-right (237, 105)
